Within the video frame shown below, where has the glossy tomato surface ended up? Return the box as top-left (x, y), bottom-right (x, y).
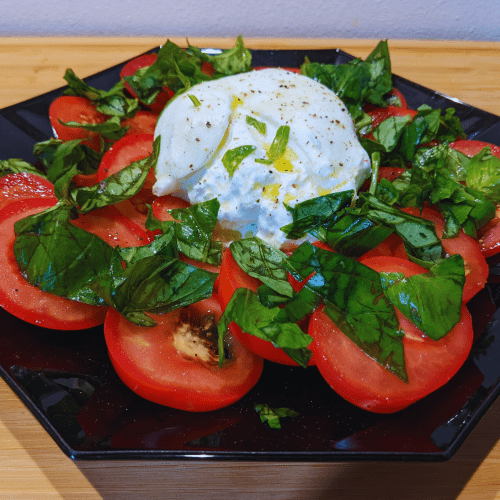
top-left (0, 198), bottom-right (109, 330)
top-left (104, 295), bottom-right (264, 411)
top-left (218, 248), bottom-right (315, 366)
top-left (0, 172), bottom-right (56, 211)
top-left (309, 256), bottom-right (474, 413)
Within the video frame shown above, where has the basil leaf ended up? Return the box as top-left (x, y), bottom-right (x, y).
top-left (287, 242), bottom-right (407, 382)
top-left (466, 146), bottom-right (500, 202)
top-left (254, 403), bottom-right (299, 429)
top-left (222, 145), bottom-right (256, 177)
top-left (71, 137), bottom-right (160, 212)
top-left (187, 94), bottom-right (201, 107)
top-left (256, 125), bottom-right (289, 164)
top-left (0, 158), bottom-right (47, 178)
top-left (187, 35), bottom-right (252, 76)
top-left (167, 198), bottom-right (222, 265)
top-left (217, 287), bottom-right (313, 367)
top-left (229, 237), bottom-right (294, 298)
top-left (246, 115), bottom-right (267, 135)
top-left (58, 116), bottom-right (127, 141)
top-left (111, 253), bottom-right (217, 325)
top-left (380, 254), bottom-right (465, 340)
top-left (63, 69), bottom-right (139, 118)
top-left (373, 114), bottom-right (413, 152)
top-left (13, 204), bottom-right (122, 305)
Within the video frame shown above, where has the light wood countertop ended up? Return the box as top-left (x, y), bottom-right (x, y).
top-left (1, 37), bottom-right (500, 500)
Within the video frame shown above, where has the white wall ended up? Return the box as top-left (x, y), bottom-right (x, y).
top-left (1, 0), bottom-right (500, 41)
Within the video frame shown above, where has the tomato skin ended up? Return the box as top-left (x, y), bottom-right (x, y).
top-left (0, 172), bottom-right (56, 211)
top-left (120, 53), bottom-right (174, 114)
top-left (360, 166), bottom-right (406, 192)
top-left (0, 198), bottom-right (108, 330)
top-left (449, 139), bottom-right (500, 159)
top-left (401, 206), bottom-right (488, 302)
top-left (218, 248), bottom-right (315, 366)
top-left (309, 256), bottom-right (474, 413)
top-left (367, 105), bottom-right (417, 129)
top-left (49, 96), bottom-right (109, 151)
top-left (104, 295), bottom-right (264, 411)
top-left (121, 111), bottom-right (157, 136)
top-left (359, 232), bottom-right (408, 261)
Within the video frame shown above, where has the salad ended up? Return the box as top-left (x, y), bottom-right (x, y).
top-left (0, 37), bottom-right (498, 422)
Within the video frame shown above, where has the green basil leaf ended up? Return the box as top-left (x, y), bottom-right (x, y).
top-left (254, 403), bottom-right (299, 429)
top-left (229, 237), bottom-right (294, 297)
top-left (286, 242), bottom-right (407, 382)
top-left (58, 116), bottom-right (127, 141)
top-left (217, 287), bottom-right (313, 367)
top-left (373, 114), bottom-right (413, 152)
top-left (63, 68), bottom-right (139, 118)
top-left (0, 158), bottom-right (47, 178)
top-left (466, 146), bottom-right (500, 202)
top-left (246, 115), bottom-right (267, 135)
top-left (13, 204), bottom-right (122, 305)
top-left (256, 125), bottom-right (290, 164)
top-left (380, 254), bottom-right (465, 340)
top-left (222, 145), bottom-right (256, 177)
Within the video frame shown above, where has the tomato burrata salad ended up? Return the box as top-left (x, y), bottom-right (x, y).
top-left (0, 37), bottom-right (497, 418)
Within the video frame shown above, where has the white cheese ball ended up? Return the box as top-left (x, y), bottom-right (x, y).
top-left (153, 68), bottom-right (371, 248)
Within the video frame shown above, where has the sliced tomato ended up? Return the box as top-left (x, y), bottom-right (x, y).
top-left (0, 172), bottom-right (56, 211)
top-left (363, 88), bottom-right (408, 113)
top-left (360, 166), bottom-right (406, 191)
top-left (359, 232), bottom-right (408, 261)
top-left (70, 204), bottom-right (155, 249)
top-left (0, 198), bottom-right (108, 330)
top-left (309, 255), bottom-right (474, 413)
top-left (401, 206), bottom-right (488, 302)
top-left (121, 111), bottom-right (157, 136)
top-left (367, 105), bottom-right (418, 130)
top-left (218, 247), bottom-right (315, 366)
top-left (49, 96), bottom-right (109, 151)
top-left (120, 53), bottom-right (174, 114)
top-left (103, 294), bottom-right (264, 411)
top-left (449, 139), bottom-right (500, 159)
top-left (477, 205), bottom-right (500, 258)
top-left (96, 133), bottom-right (156, 229)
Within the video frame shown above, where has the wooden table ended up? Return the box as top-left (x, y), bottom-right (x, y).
top-left (1, 37), bottom-right (500, 500)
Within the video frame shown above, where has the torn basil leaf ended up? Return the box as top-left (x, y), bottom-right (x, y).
top-left (222, 145), bottom-right (256, 177)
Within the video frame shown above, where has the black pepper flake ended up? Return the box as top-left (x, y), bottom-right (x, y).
top-left (206, 122), bottom-right (212, 128)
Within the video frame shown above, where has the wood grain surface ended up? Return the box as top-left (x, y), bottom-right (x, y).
top-left (1, 37), bottom-right (500, 500)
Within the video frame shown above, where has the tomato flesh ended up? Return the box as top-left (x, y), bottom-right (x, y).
top-left (218, 248), bottom-right (315, 366)
top-left (0, 198), bottom-right (108, 330)
top-left (309, 256), bottom-right (474, 413)
top-left (0, 172), bottom-right (56, 211)
top-left (49, 96), bottom-right (109, 151)
top-left (104, 295), bottom-right (264, 411)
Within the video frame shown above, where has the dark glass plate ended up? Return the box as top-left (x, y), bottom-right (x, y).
top-left (1, 47), bottom-right (500, 462)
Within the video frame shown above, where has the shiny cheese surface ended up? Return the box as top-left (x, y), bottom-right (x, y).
top-left (153, 68), bottom-right (371, 248)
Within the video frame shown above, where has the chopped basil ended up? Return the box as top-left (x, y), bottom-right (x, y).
top-left (187, 94), bottom-right (201, 107)
top-left (254, 403), bottom-right (299, 429)
top-left (58, 116), bottom-right (127, 141)
top-left (255, 125), bottom-right (290, 165)
top-left (222, 145), bottom-right (256, 177)
top-left (246, 115), bottom-right (267, 135)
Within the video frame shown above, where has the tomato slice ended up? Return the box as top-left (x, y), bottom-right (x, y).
top-left (309, 255), bottom-right (474, 413)
top-left (218, 247), bottom-right (315, 366)
top-left (49, 96), bottom-right (109, 151)
top-left (449, 139), bottom-right (500, 159)
top-left (401, 206), bottom-right (488, 302)
top-left (0, 172), bottom-right (56, 211)
top-left (0, 198), bottom-right (108, 330)
top-left (367, 105), bottom-right (418, 129)
top-left (359, 232), bottom-right (408, 261)
top-left (120, 53), bottom-right (174, 113)
top-left (121, 111), bottom-right (157, 136)
top-left (104, 295), bottom-right (264, 411)
top-left (360, 166), bottom-right (406, 192)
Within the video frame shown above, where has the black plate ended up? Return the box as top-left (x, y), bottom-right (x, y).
top-left (2, 47), bottom-right (500, 462)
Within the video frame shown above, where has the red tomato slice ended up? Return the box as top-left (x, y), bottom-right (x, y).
top-left (401, 206), bottom-right (488, 302)
top-left (0, 198), bottom-right (108, 330)
top-left (360, 166), bottom-right (406, 192)
top-left (49, 96), bottom-right (109, 151)
top-left (477, 205), bottom-right (500, 258)
top-left (70, 204), bottom-right (155, 249)
top-left (103, 295), bottom-right (264, 411)
top-left (449, 139), bottom-right (500, 159)
top-left (368, 105), bottom-right (418, 129)
top-left (363, 88), bottom-right (408, 112)
top-left (218, 247), bottom-right (315, 366)
top-left (359, 232), bottom-right (408, 261)
top-left (120, 53), bottom-right (174, 114)
top-left (309, 255), bottom-right (474, 413)
top-left (0, 172), bottom-right (56, 211)
top-left (121, 111), bottom-right (157, 136)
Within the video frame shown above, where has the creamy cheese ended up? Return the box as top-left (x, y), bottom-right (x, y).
top-left (153, 68), bottom-right (371, 248)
